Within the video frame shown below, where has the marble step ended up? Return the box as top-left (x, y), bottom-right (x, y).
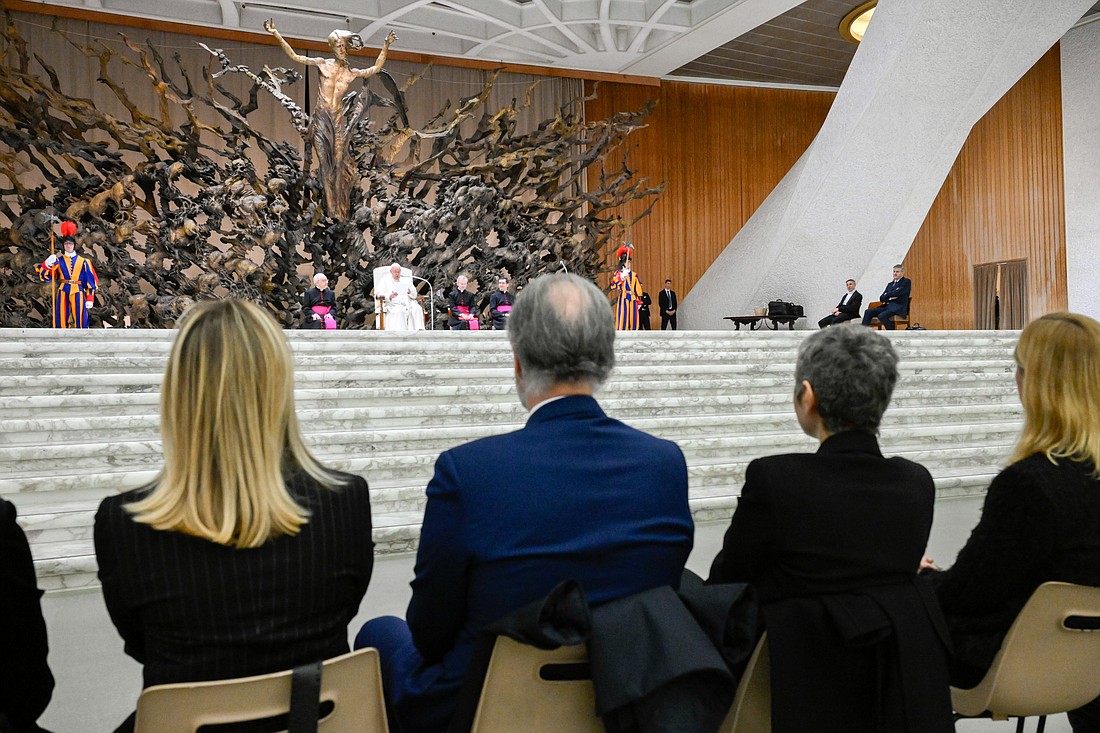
top-left (0, 419), bottom-right (1022, 476)
top-left (0, 347), bottom-right (1016, 374)
top-left (0, 328), bottom-right (1023, 347)
top-left (0, 432), bottom-right (1018, 498)
top-left (0, 382), bottom-right (1023, 421)
top-left (24, 469), bottom-right (1002, 592)
top-left (0, 369), bottom-right (1020, 399)
top-left (0, 399), bottom-right (1024, 450)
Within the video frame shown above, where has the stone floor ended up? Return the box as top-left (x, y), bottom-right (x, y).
top-left (36, 497), bottom-right (1073, 733)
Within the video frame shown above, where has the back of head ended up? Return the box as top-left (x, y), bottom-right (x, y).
top-left (508, 273), bottom-right (615, 397)
top-left (1013, 312), bottom-right (1100, 471)
top-left (129, 299), bottom-right (334, 548)
top-left (795, 326), bottom-right (899, 435)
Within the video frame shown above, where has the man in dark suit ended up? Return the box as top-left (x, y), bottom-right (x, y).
top-left (1, 499), bottom-right (54, 733)
top-left (817, 278), bottom-right (862, 328)
top-left (658, 279), bottom-right (677, 330)
top-left (708, 326), bottom-right (952, 733)
top-left (356, 273), bottom-right (694, 733)
top-left (638, 291), bottom-right (652, 330)
top-left (861, 264), bottom-right (912, 329)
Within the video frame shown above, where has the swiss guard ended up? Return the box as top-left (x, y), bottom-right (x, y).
top-left (36, 221), bottom-right (99, 328)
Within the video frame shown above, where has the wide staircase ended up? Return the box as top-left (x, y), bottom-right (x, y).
top-left (0, 328), bottom-right (1022, 591)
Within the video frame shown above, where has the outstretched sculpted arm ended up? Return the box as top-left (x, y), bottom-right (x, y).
top-left (264, 19), bottom-right (324, 67)
top-left (352, 31), bottom-right (398, 79)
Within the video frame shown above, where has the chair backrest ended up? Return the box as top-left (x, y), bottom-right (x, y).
top-left (469, 637), bottom-right (603, 733)
top-left (719, 633), bottom-right (771, 733)
top-left (951, 582), bottom-right (1100, 718)
top-left (133, 648), bottom-right (389, 733)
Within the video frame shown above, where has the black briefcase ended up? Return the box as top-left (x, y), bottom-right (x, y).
top-left (768, 300), bottom-right (793, 317)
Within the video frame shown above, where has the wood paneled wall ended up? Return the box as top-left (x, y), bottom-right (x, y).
top-left (904, 46), bottom-right (1067, 330)
top-left (584, 81), bottom-right (835, 297)
top-left (586, 48), bottom-right (1067, 330)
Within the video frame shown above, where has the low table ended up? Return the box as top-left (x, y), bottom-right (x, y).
top-left (724, 314), bottom-right (805, 331)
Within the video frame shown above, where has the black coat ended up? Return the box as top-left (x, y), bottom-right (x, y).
top-left (300, 287), bottom-right (336, 329)
top-left (835, 289), bottom-right (863, 316)
top-left (448, 576), bottom-right (758, 733)
top-left (930, 453), bottom-right (1100, 686)
top-left (0, 499), bottom-right (54, 733)
top-left (448, 288), bottom-right (477, 329)
top-left (658, 289), bottom-right (677, 314)
top-left (94, 471), bottom-right (374, 691)
top-left (708, 430), bottom-right (953, 733)
top-left (487, 291), bottom-right (514, 330)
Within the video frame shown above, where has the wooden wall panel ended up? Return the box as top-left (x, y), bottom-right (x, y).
top-left (866, 46), bottom-right (1067, 329)
top-left (586, 48), bottom-right (1067, 330)
top-left (584, 81), bottom-right (834, 300)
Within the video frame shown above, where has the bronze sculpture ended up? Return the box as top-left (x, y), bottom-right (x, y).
top-left (0, 12), bottom-right (663, 329)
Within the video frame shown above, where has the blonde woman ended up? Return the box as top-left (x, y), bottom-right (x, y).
top-left (930, 312), bottom-right (1100, 732)
top-left (94, 299), bottom-right (373, 732)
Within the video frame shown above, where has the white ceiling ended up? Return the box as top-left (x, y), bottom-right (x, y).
top-left (47, 0), bottom-right (803, 77)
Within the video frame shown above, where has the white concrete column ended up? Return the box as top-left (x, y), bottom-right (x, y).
top-left (681, 0), bottom-right (1095, 329)
top-left (1062, 19), bottom-right (1100, 321)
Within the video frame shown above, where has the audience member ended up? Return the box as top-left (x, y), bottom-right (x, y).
top-left (301, 272), bottom-right (337, 329)
top-left (862, 264), bottom-right (911, 329)
top-left (659, 279), bottom-right (677, 330)
top-left (94, 299), bottom-right (374, 733)
top-left (817, 278), bottom-right (862, 328)
top-left (487, 276), bottom-right (514, 330)
top-left (638, 291), bottom-right (652, 330)
top-left (611, 248), bottom-right (642, 330)
top-left (448, 275), bottom-right (478, 330)
top-left (708, 326), bottom-right (953, 733)
top-left (928, 312), bottom-right (1100, 732)
top-left (355, 273), bottom-right (694, 733)
top-left (1, 498), bottom-right (54, 733)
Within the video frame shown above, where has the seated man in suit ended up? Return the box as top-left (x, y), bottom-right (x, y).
top-left (355, 273), bottom-right (694, 733)
top-left (817, 278), bottom-right (862, 328)
top-left (861, 264), bottom-right (912, 329)
top-left (708, 326), bottom-right (952, 733)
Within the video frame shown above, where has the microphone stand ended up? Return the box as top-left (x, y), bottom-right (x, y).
top-left (410, 274), bottom-right (434, 331)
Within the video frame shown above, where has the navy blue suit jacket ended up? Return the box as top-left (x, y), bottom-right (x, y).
top-left (878, 277), bottom-right (911, 316)
top-left (405, 395), bottom-right (693, 701)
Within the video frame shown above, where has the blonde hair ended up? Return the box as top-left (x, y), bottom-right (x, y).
top-left (1011, 312), bottom-right (1100, 474)
top-left (128, 299), bottom-right (341, 548)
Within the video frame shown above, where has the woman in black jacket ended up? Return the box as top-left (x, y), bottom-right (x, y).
top-left (930, 312), bottom-right (1100, 732)
top-left (95, 299), bottom-right (373, 732)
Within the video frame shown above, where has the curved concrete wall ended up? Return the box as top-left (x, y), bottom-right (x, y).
top-left (1063, 20), bottom-right (1100, 321)
top-left (681, 0), bottom-right (1095, 329)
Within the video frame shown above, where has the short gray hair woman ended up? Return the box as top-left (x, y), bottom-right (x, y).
top-left (794, 325), bottom-right (900, 436)
top-left (507, 273), bottom-right (615, 407)
top-left (708, 325), bottom-right (953, 728)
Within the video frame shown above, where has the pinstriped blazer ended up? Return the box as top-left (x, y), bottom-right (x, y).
top-left (94, 470), bottom-right (374, 689)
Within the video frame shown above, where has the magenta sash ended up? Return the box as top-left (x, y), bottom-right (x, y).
top-left (496, 304), bottom-right (512, 314)
top-left (454, 305), bottom-right (480, 330)
top-left (312, 304), bottom-right (337, 330)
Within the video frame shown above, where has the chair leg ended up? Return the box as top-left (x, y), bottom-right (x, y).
top-left (1016, 717), bottom-right (1025, 733)
top-left (1036, 715), bottom-right (1047, 733)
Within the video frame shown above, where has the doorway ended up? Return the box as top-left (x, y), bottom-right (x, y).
top-left (974, 260), bottom-right (1028, 329)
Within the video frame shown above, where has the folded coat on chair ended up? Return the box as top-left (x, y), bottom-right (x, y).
top-left (448, 575), bottom-right (759, 733)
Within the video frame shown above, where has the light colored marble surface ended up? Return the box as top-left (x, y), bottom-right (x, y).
top-left (2, 329), bottom-right (1023, 588)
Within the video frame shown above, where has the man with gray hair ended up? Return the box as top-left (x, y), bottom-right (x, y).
top-left (355, 273), bottom-right (694, 733)
top-left (861, 264), bottom-right (912, 329)
top-left (708, 326), bottom-right (952, 731)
